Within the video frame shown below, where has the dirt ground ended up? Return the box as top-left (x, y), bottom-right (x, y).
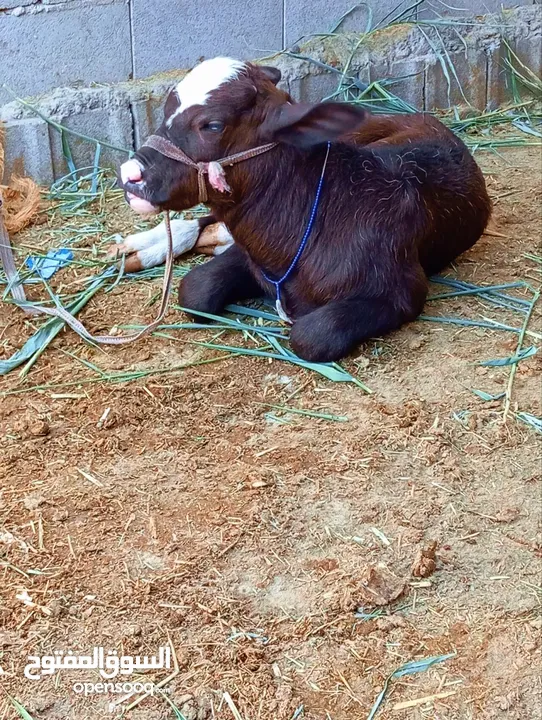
top-left (0, 147), bottom-right (541, 720)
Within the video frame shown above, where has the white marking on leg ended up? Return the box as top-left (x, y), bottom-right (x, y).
top-left (167, 58), bottom-right (246, 127)
top-left (132, 218), bottom-right (201, 269)
top-left (116, 221), bottom-right (173, 255)
top-left (194, 222), bottom-right (235, 256)
top-left (213, 224), bottom-right (235, 255)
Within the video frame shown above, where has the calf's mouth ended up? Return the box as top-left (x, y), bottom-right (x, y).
top-left (119, 158), bottom-right (160, 215)
top-left (123, 183), bottom-right (160, 215)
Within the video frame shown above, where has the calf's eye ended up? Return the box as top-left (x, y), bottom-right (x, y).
top-left (202, 121), bottom-right (225, 133)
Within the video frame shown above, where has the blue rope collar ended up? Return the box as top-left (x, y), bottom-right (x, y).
top-left (261, 142), bottom-right (331, 323)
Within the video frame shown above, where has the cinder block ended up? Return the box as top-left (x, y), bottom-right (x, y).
top-left (369, 58), bottom-right (425, 111)
top-left (417, 0), bottom-right (533, 20)
top-left (425, 49), bottom-right (487, 110)
top-left (284, 0), bottom-right (418, 47)
top-left (2, 117), bottom-right (54, 185)
top-left (299, 72), bottom-right (342, 103)
top-left (493, 5), bottom-right (542, 104)
top-left (357, 63), bottom-right (371, 89)
top-left (128, 72), bottom-right (188, 146)
top-left (487, 31), bottom-right (542, 108)
top-left (285, 77), bottom-right (303, 102)
top-left (519, 23), bottom-right (542, 65)
top-left (486, 42), bottom-right (511, 108)
top-left (512, 35), bottom-right (542, 85)
top-left (131, 0), bottom-right (283, 78)
top-left (0, 1), bottom-right (40, 8)
top-left (47, 106), bottom-right (133, 180)
top-left (0, 1), bottom-right (132, 106)
top-left (131, 97), bottom-right (166, 148)
top-left (391, 61), bottom-right (425, 111)
top-left (262, 53), bottom-right (310, 101)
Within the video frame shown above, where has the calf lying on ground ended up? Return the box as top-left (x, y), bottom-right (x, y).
top-left (118, 57), bottom-right (491, 362)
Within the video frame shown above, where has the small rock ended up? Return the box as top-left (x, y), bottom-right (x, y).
top-left (308, 557), bottom-right (339, 572)
top-left (174, 694), bottom-right (193, 705)
top-left (497, 692), bottom-right (517, 711)
top-left (46, 600), bottom-right (64, 618)
top-left (494, 507), bottom-right (521, 523)
top-left (137, 551), bottom-right (165, 571)
top-left (357, 564), bottom-right (406, 607)
top-left (29, 419), bottom-right (49, 437)
top-left (407, 335), bottom-right (424, 351)
top-left (411, 540), bottom-right (438, 578)
top-left (376, 614), bottom-right (407, 632)
top-left (23, 494), bottom-right (46, 511)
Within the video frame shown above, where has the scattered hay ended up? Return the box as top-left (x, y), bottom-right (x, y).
top-left (0, 176), bottom-right (41, 234)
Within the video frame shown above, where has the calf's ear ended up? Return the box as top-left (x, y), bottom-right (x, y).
top-left (164, 88), bottom-right (180, 119)
top-left (259, 65), bottom-right (282, 85)
top-left (265, 102), bottom-right (366, 147)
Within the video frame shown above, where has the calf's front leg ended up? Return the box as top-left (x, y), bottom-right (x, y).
top-left (107, 217), bottom-right (234, 271)
top-left (290, 291), bottom-right (426, 363)
top-left (179, 244), bottom-right (262, 320)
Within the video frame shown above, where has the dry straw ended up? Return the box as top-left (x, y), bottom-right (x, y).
top-left (0, 122), bottom-right (41, 233)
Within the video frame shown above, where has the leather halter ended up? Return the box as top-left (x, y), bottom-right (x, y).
top-left (142, 134), bottom-right (277, 204)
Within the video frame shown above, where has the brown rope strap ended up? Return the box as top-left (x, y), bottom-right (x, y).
top-left (143, 135), bottom-right (277, 203)
top-left (0, 136), bottom-right (276, 351)
top-left (0, 206), bottom-right (175, 346)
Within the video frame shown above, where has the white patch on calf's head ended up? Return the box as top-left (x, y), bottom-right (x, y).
top-left (167, 57), bottom-right (246, 127)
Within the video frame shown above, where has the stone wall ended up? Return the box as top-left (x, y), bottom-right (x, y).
top-left (2, 1), bottom-right (537, 107)
top-left (1, 3), bottom-right (540, 183)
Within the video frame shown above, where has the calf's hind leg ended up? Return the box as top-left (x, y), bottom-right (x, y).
top-left (290, 292), bottom-right (426, 363)
top-left (179, 244), bottom-right (261, 320)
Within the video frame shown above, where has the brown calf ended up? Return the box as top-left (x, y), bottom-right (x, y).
top-left (119, 57), bottom-right (491, 362)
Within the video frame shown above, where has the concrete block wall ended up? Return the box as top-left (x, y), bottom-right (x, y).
top-left (1, 3), bottom-right (541, 184)
top-left (1, 0), bottom-right (537, 104)
top-left (0, 1), bottom-right (132, 106)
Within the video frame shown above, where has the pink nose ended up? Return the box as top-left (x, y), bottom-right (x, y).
top-left (120, 159), bottom-right (143, 185)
